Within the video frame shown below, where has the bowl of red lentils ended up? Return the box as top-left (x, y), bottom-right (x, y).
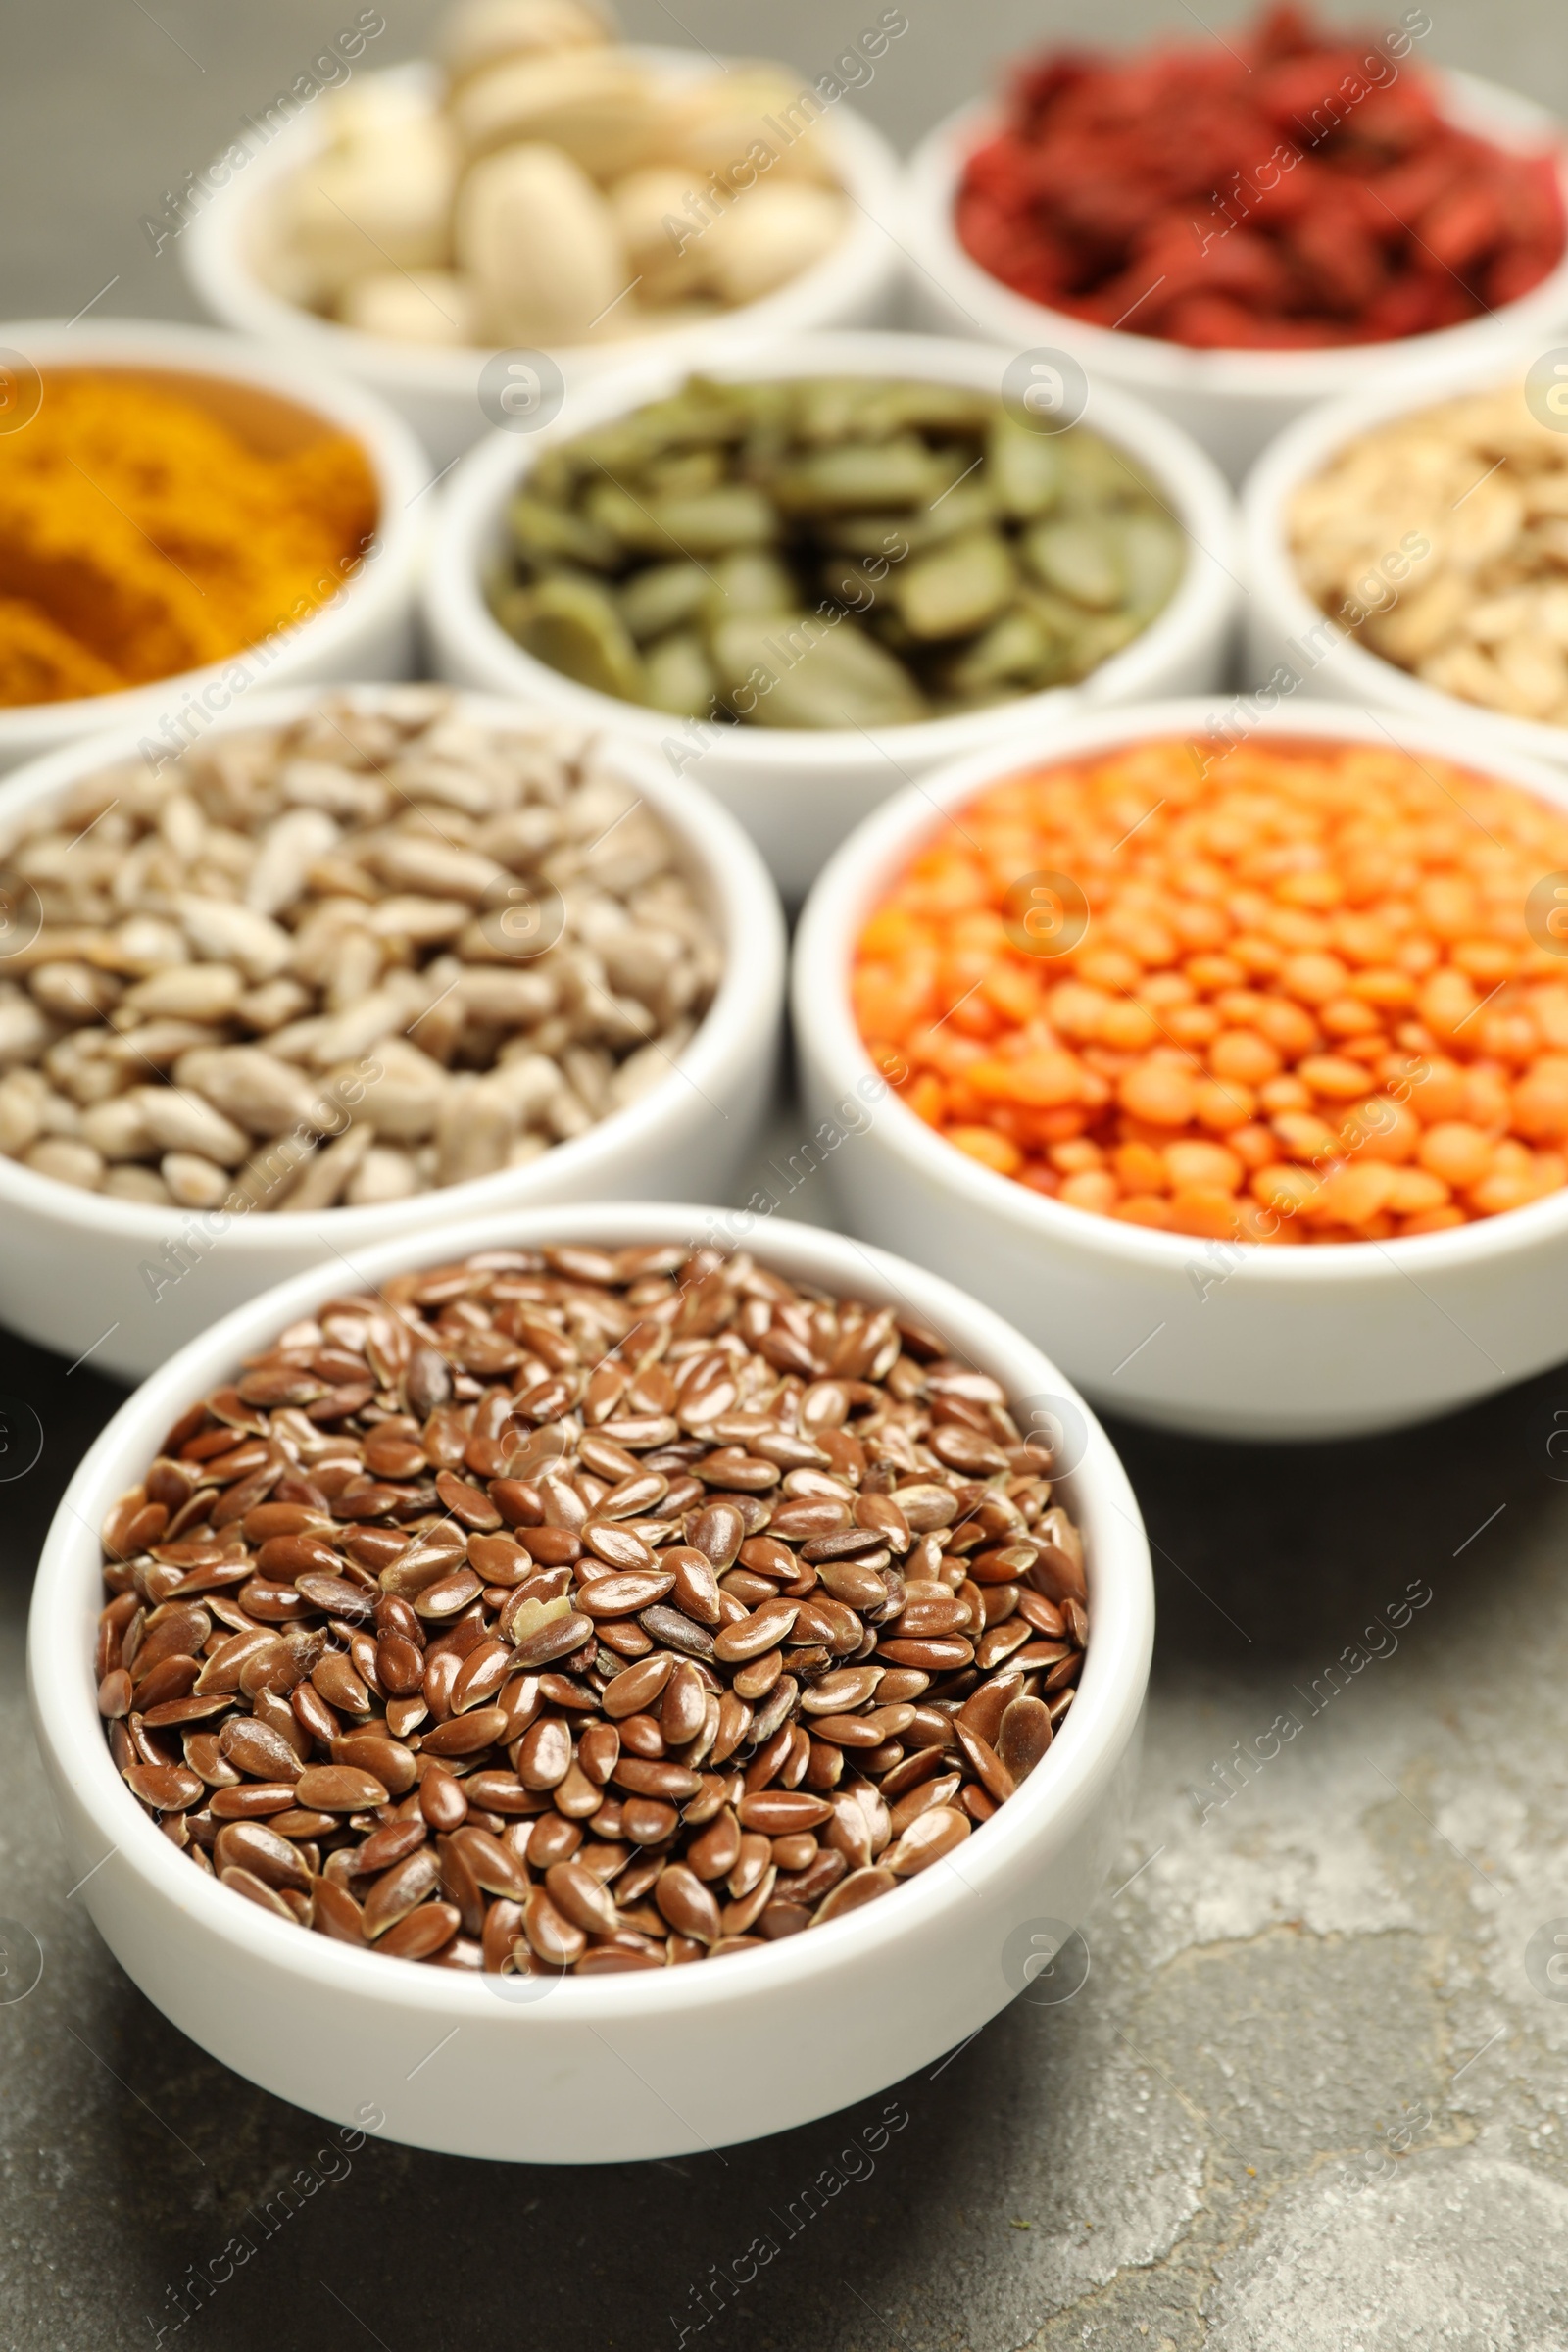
top-left (794, 697), bottom-right (1568, 1440)
top-left (902, 9), bottom-right (1568, 483)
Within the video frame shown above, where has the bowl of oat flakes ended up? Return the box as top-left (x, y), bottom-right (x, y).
top-left (1243, 349), bottom-right (1568, 764)
top-left (0, 686), bottom-right (783, 1378)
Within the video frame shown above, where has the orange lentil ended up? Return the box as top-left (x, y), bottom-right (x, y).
top-left (1192, 1077), bottom-right (1255, 1131)
top-left (853, 735), bottom-right (1568, 1243)
top-left (1167, 1186), bottom-right (1247, 1238)
top-left (1118, 1061), bottom-right (1197, 1125)
top-left (1386, 1168), bottom-right (1451, 1216)
top-left (1059, 1171), bottom-right (1118, 1214)
top-left (1209, 1028), bottom-right (1281, 1086)
top-left (1228, 1123), bottom-right (1277, 1172)
top-left (1113, 1195), bottom-right (1174, 1228)
top-left (1112, 1139), bottom-right (1168, 1193)
top-left (1165, 1140), bottom-right (1244, 1192)
top-left (1512, 1059), bottom-right (1568, 1140)
top-left (948, 1126), bottom-right (1023, 1176)
top-left (1347, 1099), bottom-right (1420, 1164)
top-left (1319, 996), bottom-right (1383, 1038)
top-left (1257, 1073), bottom-right (1314, 1115)
top-left (1297, 1054), bottom-right (1374, 1099)
top-left (1051, 1138), bottom-right (1105, 1173)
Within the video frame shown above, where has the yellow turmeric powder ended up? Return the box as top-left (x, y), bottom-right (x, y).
top-left (0, 369), bottom-right (379, 705)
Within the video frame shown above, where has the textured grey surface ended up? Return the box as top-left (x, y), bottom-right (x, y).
top-left (7, 1148), bottom-right (1568, 2352)
top-left (5, 2), bottom-right (1568, 2347)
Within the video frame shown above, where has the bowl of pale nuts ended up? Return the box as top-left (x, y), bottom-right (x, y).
top-left (424, 329), bottom-right (1239, 898)
top-left (1243, 349), bottom-right (1568, 769)
top-left (27, 1201), bottom-right (1153, 2160)
top-left (179, 0), bottom-right (906, 467)
top-left (0, 687), bottom-right (784, 1379)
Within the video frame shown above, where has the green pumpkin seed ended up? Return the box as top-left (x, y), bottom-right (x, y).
top-left (773, 438), bottom-right (947, 515)
top-left (507, 494), bottom-right (622, 571)
top-left (702, 550), bottom-right (797, 623)
top-left (988, 416), bottom-right (1063, 520)
top-left (906, 482), bottom-right (997, 550)
top-left (867, 606), bottom-right (918, 656)
top-left (817, 513), bottom-right (919, 557)
top-left (1057, 433), bottom-right (1147, 511)
top-left (494, 585), bottom-right (539, 645)
top-left (857, 383), bottom-right (999, 439)
top-left (585, 481), bottom-right (777, 556)
top-left (645, 447), bottom-right (726, 498)
top-left (647, 487), bottom-right (780, 553)
top-left (1117, 512), bottom-right (1184, 615)
top-left (618, 562), bottom-right (710, 642)
top-left (941, 605), bottom-right (1054, 693)
top-left (1064, 609), bottom-right (1146, 675)
top-left (710, 613), bottom-right (926, 729)
top-left (793, 379), bottom-right (893, 446)
top-left (895, 532), bottom-right (1016, 640)
top-left (643, 632), bottom-right (718, 717)
top-left (1023, 519), bottom-right (1125, 611)
top-left (514, 576), bottom-right (646, 704)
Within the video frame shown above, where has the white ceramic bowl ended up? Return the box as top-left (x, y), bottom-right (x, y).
top-left (793, 695), bottom-right (1568, 1443)
top-left (1243, 343), bottom-right (1568, 770)
top-left (27, 1202), bottom-right (1152, 2163)
top-left (903, 69), bottom-right (1568, 484)
top-left (0, 320), bottom-right (429, 774)
top-left (0, 687), bottom-right (784, 1381)
top-left (423, 328), bottom-right (1239, 901)
top-left (180, 56), bottom-right (904, 469)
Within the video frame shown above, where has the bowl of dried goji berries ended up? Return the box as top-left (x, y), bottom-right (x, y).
top-left (794, 695), bottom-right (1568, 1441)
top-left (903, 6), bottom-right (1568, 482)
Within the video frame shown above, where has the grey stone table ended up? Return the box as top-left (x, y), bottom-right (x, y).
top-left (6, 1134), bottom-right (1568, 2352)
top-left (5, 2), bottom-right (1568, 2344)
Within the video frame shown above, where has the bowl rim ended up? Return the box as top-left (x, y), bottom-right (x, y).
top-left (27, 1200), bottom-right (1154, 2026)
top-left (421, 325), bottom-right (1240, 774)
top-left (902, 65), bottom-right (1568, 398)
top-left (792, 691), bottom-right (1568, 1288)
top-left (178, 50), bottom-right (905, 396)
top-left (0, 682), bottom-right (785, 1250)
top-left (0, 318), bottom-right (432, 746)
top-left (1241, 340), bottom-right (1568, 763)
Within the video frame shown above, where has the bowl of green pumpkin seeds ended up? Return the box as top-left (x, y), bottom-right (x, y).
top-left (424, 332), bottom-right (1238, 896)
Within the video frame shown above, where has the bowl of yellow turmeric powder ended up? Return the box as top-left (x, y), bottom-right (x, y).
top-left (0, 320), bottom-right (430, 772)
